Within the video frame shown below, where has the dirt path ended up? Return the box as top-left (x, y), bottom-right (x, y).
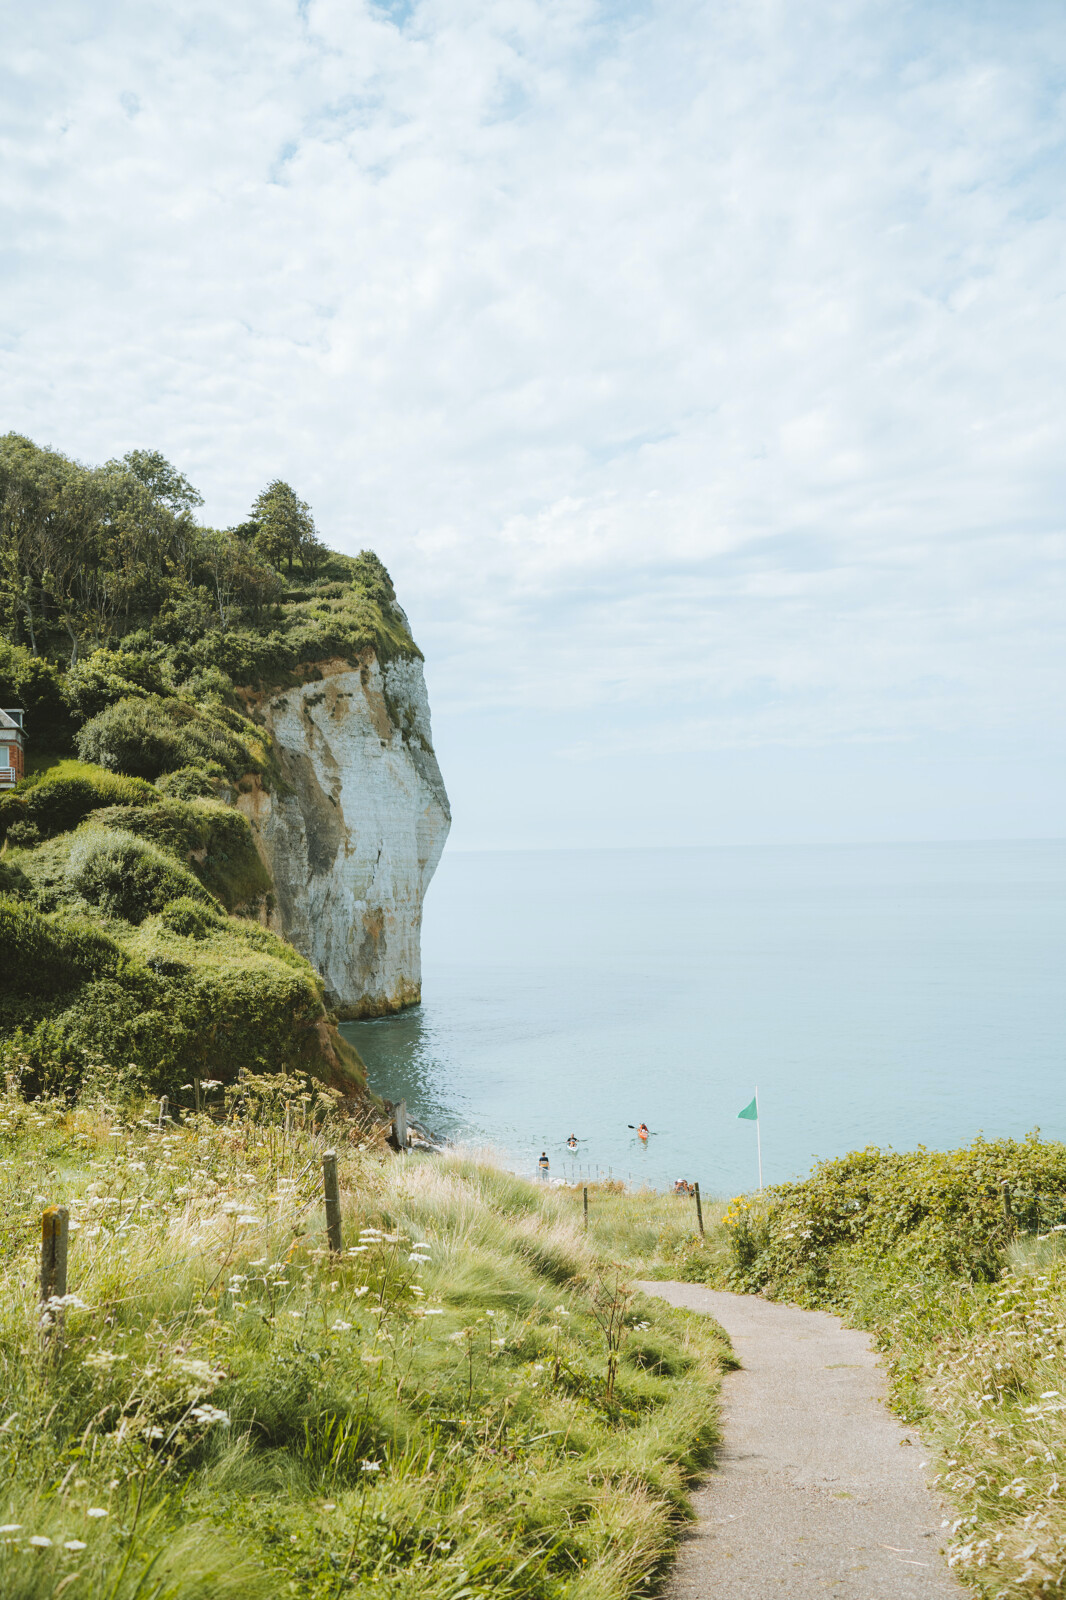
top-left (637, 1283), bottom-right (965, 1599)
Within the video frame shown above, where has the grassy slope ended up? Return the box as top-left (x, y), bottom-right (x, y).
top-left (0, 1103), bottom-right (731, 1600)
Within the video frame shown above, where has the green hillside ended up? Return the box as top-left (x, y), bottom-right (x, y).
top-left (0, 434), bottom-right (417, 1108)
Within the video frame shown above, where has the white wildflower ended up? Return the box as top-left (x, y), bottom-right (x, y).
top-left (360, 1460), bottom-right (381, 1472)
top-left (190, 1405), bottom-right (230, 1427)
top-left (86, 1508), bottom-right (108, 1519)
top-left (29, 1535), bottom-right (52, 1548)
top-left (0, 1525), bottom-right (21, 1534)
top-left (331, 1320), bottom-right (352, 1331)
top-left (64, 1539), bottom-right (87, 1550)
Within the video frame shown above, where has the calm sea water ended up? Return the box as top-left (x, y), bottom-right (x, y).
top-left (341, 843), bottom-right (1066, 1197)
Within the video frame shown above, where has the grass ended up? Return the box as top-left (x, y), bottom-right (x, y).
top-left (0, 1098), bottom-right (732, 1600)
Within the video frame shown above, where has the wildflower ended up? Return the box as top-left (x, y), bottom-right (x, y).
top-left (29, 1535), bottom-right (52, 1548)
top-left (353, 1286), bottom-right (369, 1297)
top-left (200, 1080), bottom-right (222, 1090)
top-left (175, 1358), bottom-right (220, 1382)
top-left (332, 1320), bottom-right (353, 1331)
top-left (85, 1351), bottom-right (125, 1369)
top-left (553, 1306), bottom-right (570, 1316)
top-left (0, 1525), bottom-right (21, 1533)
top-left (236, 1216), bottom-right (259, 1226)
top-left (64, 1540), bottom-right (87, 1551)
top-left (360, 1460), bottom-right (381, 1472)
top-left (424, 1308), bottom-right (445, 1315)
top-left (190, 1405), bottom-right (230, 1427)
top-left (86, 1508), bottom-right (108, 1519)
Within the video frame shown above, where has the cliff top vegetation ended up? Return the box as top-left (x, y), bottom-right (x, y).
top-left (0, 432), bottom-right (418, 759)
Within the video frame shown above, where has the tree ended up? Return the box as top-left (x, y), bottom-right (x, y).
top-left (247, 480), bottom-right (316, 575)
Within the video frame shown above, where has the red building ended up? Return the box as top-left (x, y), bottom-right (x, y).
top-left (0, 708), bottom-right (25, 788)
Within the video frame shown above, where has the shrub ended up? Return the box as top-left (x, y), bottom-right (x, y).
top-left (63, 647), bottom-right (168, 722)
top-left (0, 895), bottom-right (125, 999)
top-left (723, 1136), bottom-right (1066, 1302)
top-left (77, 695), bottom-right (262, 782)
top-left (0, 760), bottom-right (159, 844)
top-left (93, 796), bottom-right (272, 910)
top-left (66, 828), bottom-right (220, 924)
top-left (155, 765), bottom-right (224, 800)
top-left (159, 896), bottom-right (223, 939)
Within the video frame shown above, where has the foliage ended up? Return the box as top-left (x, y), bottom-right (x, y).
top-left (0, 759), bottom-right (159, 846)
top-left (76, 695), bottom-right (266, 783)
top-left (0, 1113), bottom-right (730, 1600)
top-left (0, 890), bottom-right (358, 1102)
top-left (66, 827), bottom-right (220, 924)
top-left (0, 641), bottom-right (75, 751)
top-left (0, 435), bottom-right (416, 685)
top-left (246, 479), bottom-right (323, 577)
top-left (721, 1138), bottom-right (1066, 1302)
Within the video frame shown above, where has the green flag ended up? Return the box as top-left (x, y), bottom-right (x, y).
top-left (737, 1096), bottom-right (758, 1121)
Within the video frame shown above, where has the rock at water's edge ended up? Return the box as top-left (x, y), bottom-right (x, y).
top-left (236, 653), bottom-right (450, 1016)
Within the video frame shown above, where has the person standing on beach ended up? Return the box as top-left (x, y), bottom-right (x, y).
top-left (538, 1152), bottom-right (550, 1180)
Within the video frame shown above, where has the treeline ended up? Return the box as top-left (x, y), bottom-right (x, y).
top-left (0, 433), bottom-right (325, 665)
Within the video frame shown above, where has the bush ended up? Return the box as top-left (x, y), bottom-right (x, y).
top-left (155, 765), bottom-right (224, 800)
top-left (723, 1136), bottom-right (1066, 1302)
top-left (159, 896), bottom-right (223, 939)
top-left (0, 760), bottom-right (159, 844)
top-left (0, 895), bottom-right (125, 999)
top-left (77, 695), bottom-right (262, 782)
top-left (63, 648), bottom-right (168, 722)
top-left (93, 796), bottom-right (272, 910)
top-left (66, 828), bottom-right (220, 924)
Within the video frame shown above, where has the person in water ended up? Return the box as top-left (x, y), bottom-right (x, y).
top-left (567, 1134), bottom-right (578, 1150)
top-left (538, 1151), bottom-right (550, 1179)
top-left (637, 1123), bottom-right (649, 1140)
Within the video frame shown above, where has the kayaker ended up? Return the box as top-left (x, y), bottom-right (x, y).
top-left (637, 1123), bottom-right (649, 1141)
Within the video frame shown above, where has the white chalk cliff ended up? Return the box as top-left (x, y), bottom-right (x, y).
top-left (237, 652), bottom-right (450, 1017)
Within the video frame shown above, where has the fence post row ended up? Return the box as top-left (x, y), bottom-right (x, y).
top-left (694, 1181), bottom-right (705, 1237)
top-left (583, 1185), bottom-right (588, 1232)
top-left (1002, 1181), bottom-right (1014, 1234)
top-left (322, 1151), bottom-right (343, 1253)
top-left (40, 1205), bottom-right (69, 1341)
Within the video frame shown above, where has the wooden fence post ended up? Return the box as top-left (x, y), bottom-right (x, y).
top-left (694, 1181), bottom-right (705, 1238)
top-left (393, 1099), bottom-right (408, 1154)
top-left (583, 1186), bottom-right (589, 1231)
top-left (1002, 1181), bottom-right (1014, 1233)
top-left (322, 1151), bottom-right (343, 1253)
top-left (158, 1095), bottom-right (167, 1130)
top-left (40, 1205), bottom-right (69, 1342)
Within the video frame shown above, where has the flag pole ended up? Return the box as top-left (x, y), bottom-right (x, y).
top-left (755, 1086), bottom-right (762, 1192)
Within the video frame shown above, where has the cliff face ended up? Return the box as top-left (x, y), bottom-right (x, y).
top-left (237, 652), bottom-right (450, 1018)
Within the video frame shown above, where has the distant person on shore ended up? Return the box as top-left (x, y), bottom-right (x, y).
top-left (538, 1152), bottom-right (550, 1180)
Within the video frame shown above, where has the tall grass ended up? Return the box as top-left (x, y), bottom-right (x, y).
top-left (0, 1099), bottom-right (731, 1599)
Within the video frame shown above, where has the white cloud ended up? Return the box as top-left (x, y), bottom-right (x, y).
top-left (2, 0), bottom-right (1065, 835)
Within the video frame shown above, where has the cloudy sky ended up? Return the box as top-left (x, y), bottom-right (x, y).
top-left (4, 0), bottom-right (1065, 847)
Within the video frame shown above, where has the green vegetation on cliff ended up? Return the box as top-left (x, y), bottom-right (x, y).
top-left (0, 435), bottom-right (426, 1106)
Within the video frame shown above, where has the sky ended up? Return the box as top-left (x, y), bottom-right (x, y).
top-left (3, 0), bottom-right (1065, 849)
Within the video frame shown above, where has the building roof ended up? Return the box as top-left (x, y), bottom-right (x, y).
top-left (0, 709), bottom-right (25, 735)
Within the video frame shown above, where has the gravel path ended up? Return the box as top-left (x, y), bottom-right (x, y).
top-left (637, 1282), bottom-right (965, 1599)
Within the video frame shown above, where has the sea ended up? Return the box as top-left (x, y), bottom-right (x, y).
top-left (341, 842), bottom-right (1066, 1198)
